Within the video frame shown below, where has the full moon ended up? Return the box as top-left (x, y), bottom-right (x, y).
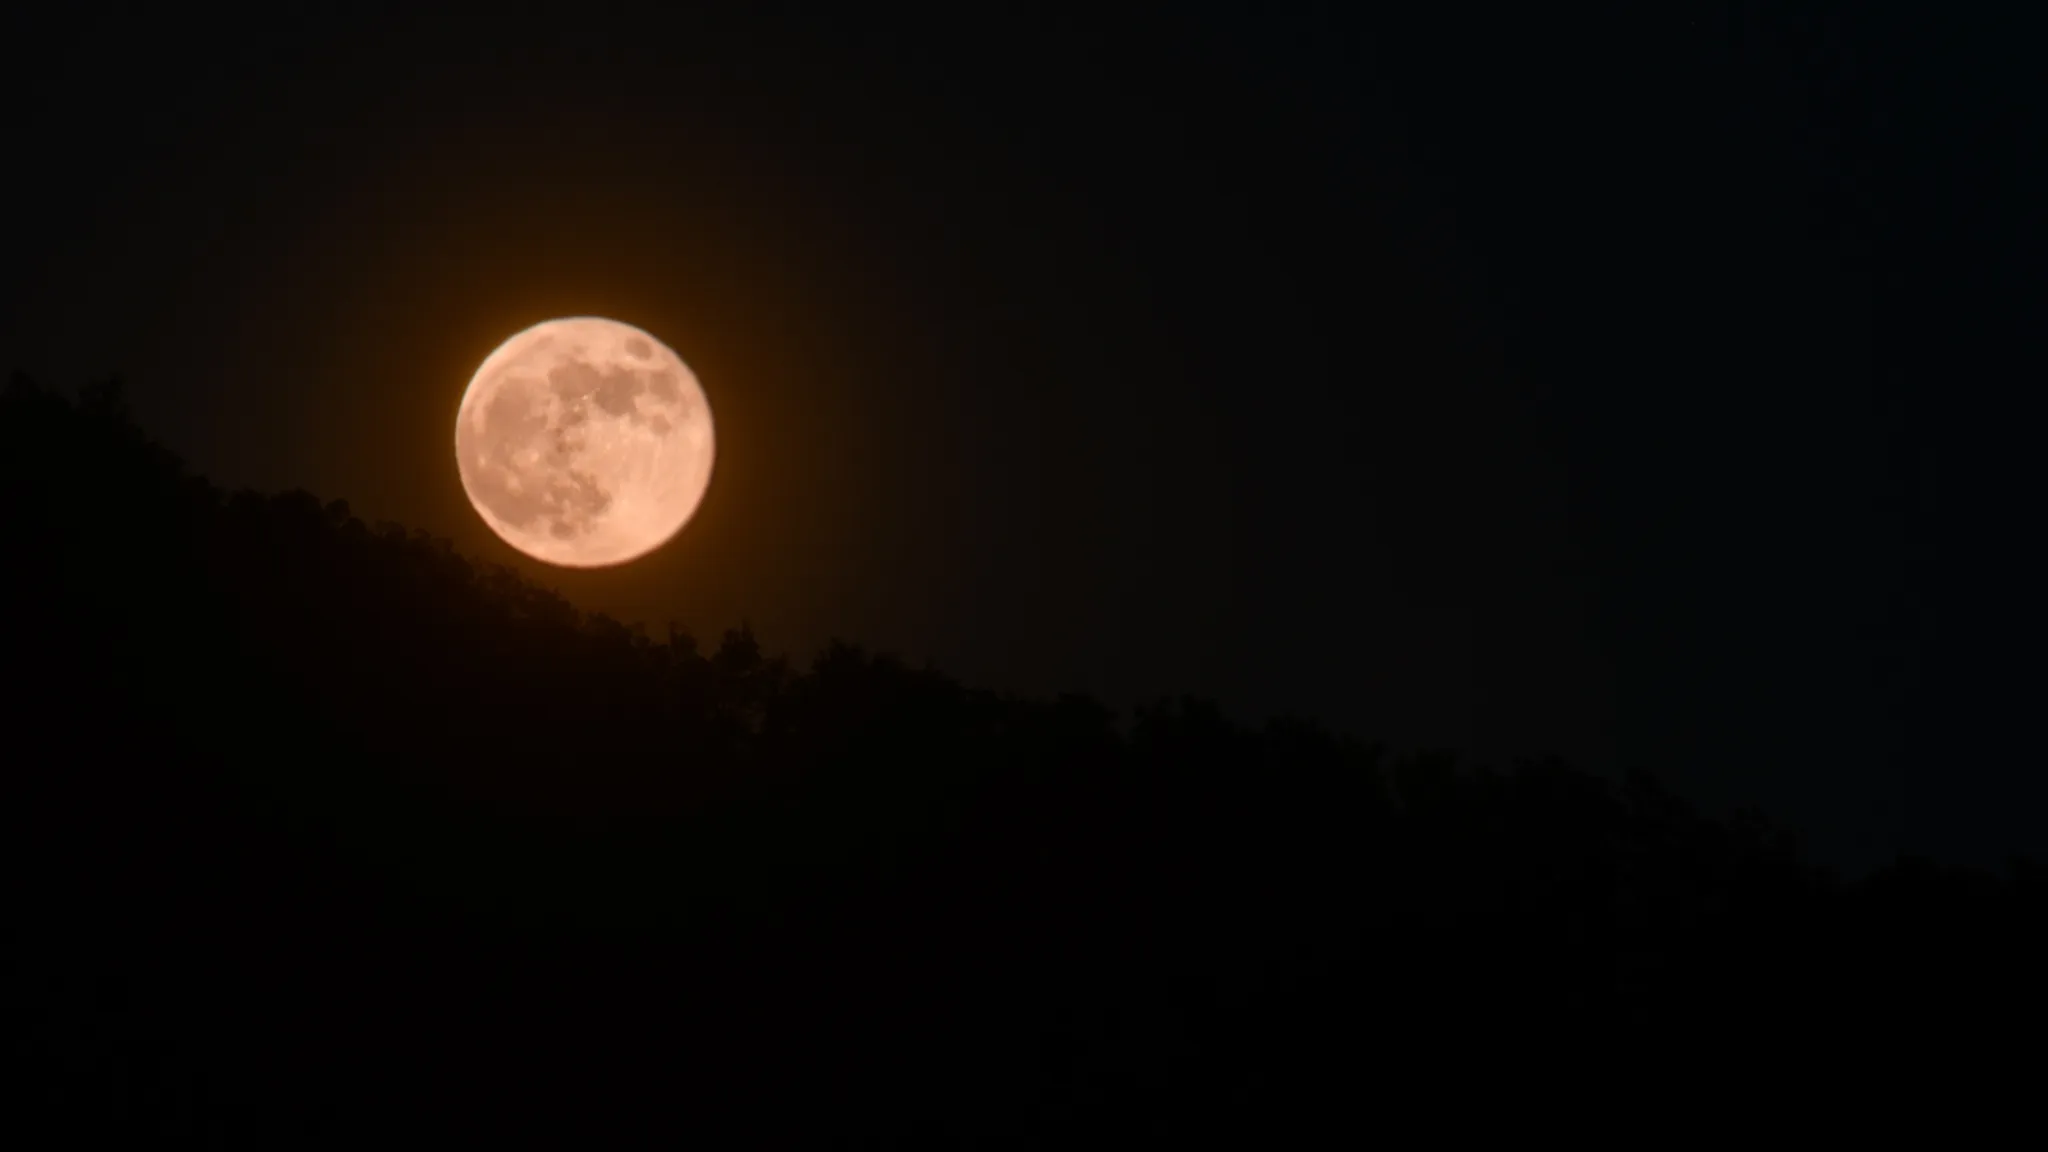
top-left (455, 317), bottom-right (715, 567)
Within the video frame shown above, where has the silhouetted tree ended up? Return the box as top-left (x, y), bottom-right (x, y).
top-left (2, 373), bottom-right (2043, 1144)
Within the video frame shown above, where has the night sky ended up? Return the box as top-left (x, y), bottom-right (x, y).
top-left (7, 2), bottom-right (2044, 878)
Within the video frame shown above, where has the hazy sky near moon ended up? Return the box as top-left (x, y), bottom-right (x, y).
top-left (457, 318), bottom-right (714, 568)
top-left (11, 5), bottom-right (2037, 875)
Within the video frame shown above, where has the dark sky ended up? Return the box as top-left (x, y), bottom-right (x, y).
top-left (6, 2), bottom-right (2044, 877)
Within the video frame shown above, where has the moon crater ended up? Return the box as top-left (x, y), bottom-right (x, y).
top-left (456, 317), bottom-right (714, 567)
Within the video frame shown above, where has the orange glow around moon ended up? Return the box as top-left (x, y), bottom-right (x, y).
top-left (455, 317), bottom-right (715, 567)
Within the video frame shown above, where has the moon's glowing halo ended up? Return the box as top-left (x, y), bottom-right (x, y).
top-left (455, 316), bottom-right (715, 568)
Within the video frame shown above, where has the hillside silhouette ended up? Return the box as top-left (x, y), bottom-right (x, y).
top-left (4, 372), bottom-right (2042, 1142)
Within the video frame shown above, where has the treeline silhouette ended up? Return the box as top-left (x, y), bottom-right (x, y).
top-left (4, 373), bottom-right (2041, 1142)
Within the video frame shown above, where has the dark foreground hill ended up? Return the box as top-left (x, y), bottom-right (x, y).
top-left (3, 374), bottom-right (2042, 1141)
